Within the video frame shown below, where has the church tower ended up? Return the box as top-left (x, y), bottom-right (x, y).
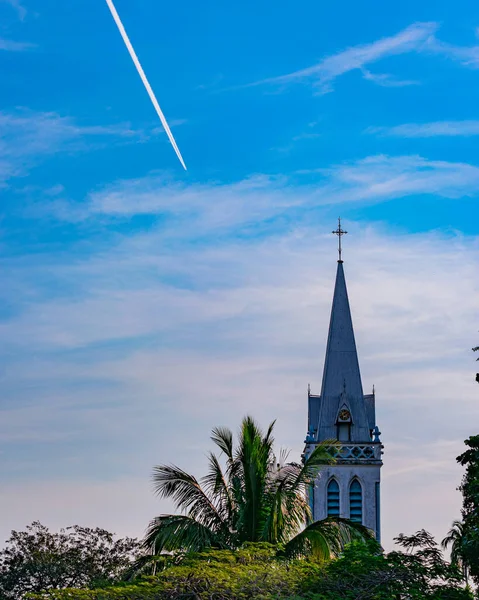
top-left (304, 220), bottom-right (383, 541)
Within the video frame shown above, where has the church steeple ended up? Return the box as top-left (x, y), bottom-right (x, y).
top-left (304, 220), bottom-right (383, 542)
top-left (315, 222), bottom-right (370, 442)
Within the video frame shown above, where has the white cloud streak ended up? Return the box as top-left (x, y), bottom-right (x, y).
top-left (104, 0), bottom-right (187, 170)
top-left (249, 22), bottom-right (437, 94)
top-left (361, 69), bottom-right (419, 88)
top-left (0, 38), bottom-right (34, 51)
top-left (1, 0), bottom-right (26, 19)
top-left (368, 120), bottom-right (479, 137)
top-left (319, 155), bottom-right (479, 201)
top-left (47, 155), bottom-right (479, 229)
top-left (0, 108), bottom-right (178, 186)
top-left (425, 35), bottom-right (479, 68)
top-left (247, 21), bottom-right (479, 94)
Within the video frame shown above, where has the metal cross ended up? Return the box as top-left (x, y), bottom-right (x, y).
top-left (332, 217), bottom-right (347, 262)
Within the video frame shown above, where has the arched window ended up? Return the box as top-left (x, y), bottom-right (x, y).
top-left (327, 479), bottom-right (340, 517)
top-left (349, 479), bottom-right (363, 523)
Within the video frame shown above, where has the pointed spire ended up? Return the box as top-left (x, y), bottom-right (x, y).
top-left (313, 221), bottom-right (371, 442)
top-left (320, 260), bottom-right (364, 402)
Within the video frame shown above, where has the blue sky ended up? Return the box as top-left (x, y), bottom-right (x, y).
top-left (1, 0), bottom-right (479, 549)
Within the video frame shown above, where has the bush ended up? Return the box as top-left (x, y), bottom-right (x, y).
top-left (27, 537), bottom-right (474, 600)
top-left (26, 544), bottom-right (323, 600)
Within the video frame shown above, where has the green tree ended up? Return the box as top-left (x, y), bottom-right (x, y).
top-left (27, 536), bottom-right (473, 600)
top-left (315, 531), bottom-right (471, 600)
top-left (456, 435), bottom-right (479, 587)
top-left (23, 544), bottom-right (325, 600)
top-left (442, 520), bottom-right (470, 586)
top-left (145, 416), bottom-right (371, 561)
top-left (0, 522), bottom-right (140, 600)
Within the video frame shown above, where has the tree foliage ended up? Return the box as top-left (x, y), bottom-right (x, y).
top-left (0, 522), bottom-right (140, 599)
top-left (144, 416), bottom-right (371, 560)
top-left (26, 544), bottom-right (323, 600)
top-left (456, 435), bottom-right (479, 586)
top-left (442, 520), bottom-right (471, 586)
top-left (312, 531), bottom-right (471, 600)
top-left (27, 535), bottom-right (472, 600)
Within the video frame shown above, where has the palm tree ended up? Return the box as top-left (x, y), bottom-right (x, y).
top-left (442, 520), bottom-right (470, 586)
top-left (145, 416), bottom-right (372, 560)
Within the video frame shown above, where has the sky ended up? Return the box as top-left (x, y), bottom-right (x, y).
top-left (1, 0), bottom-right (479, 551)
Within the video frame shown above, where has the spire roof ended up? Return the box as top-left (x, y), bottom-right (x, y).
top-left (310, 221), bottom-right (373, 443)
top-left (320, 260), bottom-right (364, 401)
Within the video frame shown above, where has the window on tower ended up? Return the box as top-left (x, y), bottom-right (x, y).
top-left (327, 479), bottom-right (340, 517)
top-left (349, 479), bottom-right (363, 523)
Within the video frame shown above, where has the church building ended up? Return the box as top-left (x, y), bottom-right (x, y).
top-left (304, 221), bottom-right (383, 541)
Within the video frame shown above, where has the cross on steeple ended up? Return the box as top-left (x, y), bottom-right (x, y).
top-left (332, 217), bottom-right (347, 262)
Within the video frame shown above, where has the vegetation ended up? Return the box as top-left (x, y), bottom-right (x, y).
top-left (25, 544), bottom-right (322, 600)
top-left (144, 416), bottom-right (370, 560)
top-left (26, 535), bottom-right (473, 600)
top-left (0, 522), bottom-right (139, 600)
top-left (315, 531), bottom-right (472, 600)
top-left (455, 435), bottom-right (479, 587)
top-left (442, 520), bottom-right (471, 586)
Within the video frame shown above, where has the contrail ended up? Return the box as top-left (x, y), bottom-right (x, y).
top-left (104, 0), bottom-right (187, 170)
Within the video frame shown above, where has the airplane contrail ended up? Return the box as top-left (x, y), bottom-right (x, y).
top-left (104, 0), bottom-right (187, 170)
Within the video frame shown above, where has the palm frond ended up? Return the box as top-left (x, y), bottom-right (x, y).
top-left (301, 441), bottom-right (338, 479)
top-left (211, 426), bottom-right (234, 461)
top-left (441, 520), bottom-right (464, 549)
top-left (261, 461), bottom-right (310, 544)
top-left (273, 442), bottom-right (336, 502)
top-left (152, 464), bottom-right (226, 532)
top-left (201, 452), bottom-right (236, 525)
top-left (441, 520), bottom-right (466, 566)
top-left (144, 515), bottom-right (225, 554)
top-left (276, 448), bottom-right (291, 469)
top-left (235, 416), bottom-right (276, 542)
top-left (263, 419), bottom-right (276, 448)
top-left (260, 441), bottom-right (335, 543)
top-left (211, 425), bottom-right (243, 489)
top-left (282, 517), bottom-right (373, 560)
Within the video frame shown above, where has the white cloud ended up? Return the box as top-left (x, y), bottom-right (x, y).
top-left (247, 21), bottom-right (479, 94)
top-left (36, 154), bottom-right (479, 233)
top-left (1, 209), bottom-right (478, 549)
top-left (361, 69), bottom-right (419, 88)
top-left (0, 0), bottom-right (27, 21)
top-left (1, 0), bottom-right (26, 19)
top-left (248, 22), bottom-right (437, 94)
top-left (0, 38), bottom-right (33, 51)
top-left (0, 109), bottom-right (140, 154)
top-left (318, 154), bottom-right (479, 201)
top-left (368, 120), bottom-right (479, 137)
top-left (87, 174), bottom-right (297, 226)
top-left (425, 35), bottom-right (479, 68)
top-left (0, 109), bottom-right (177, 186)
